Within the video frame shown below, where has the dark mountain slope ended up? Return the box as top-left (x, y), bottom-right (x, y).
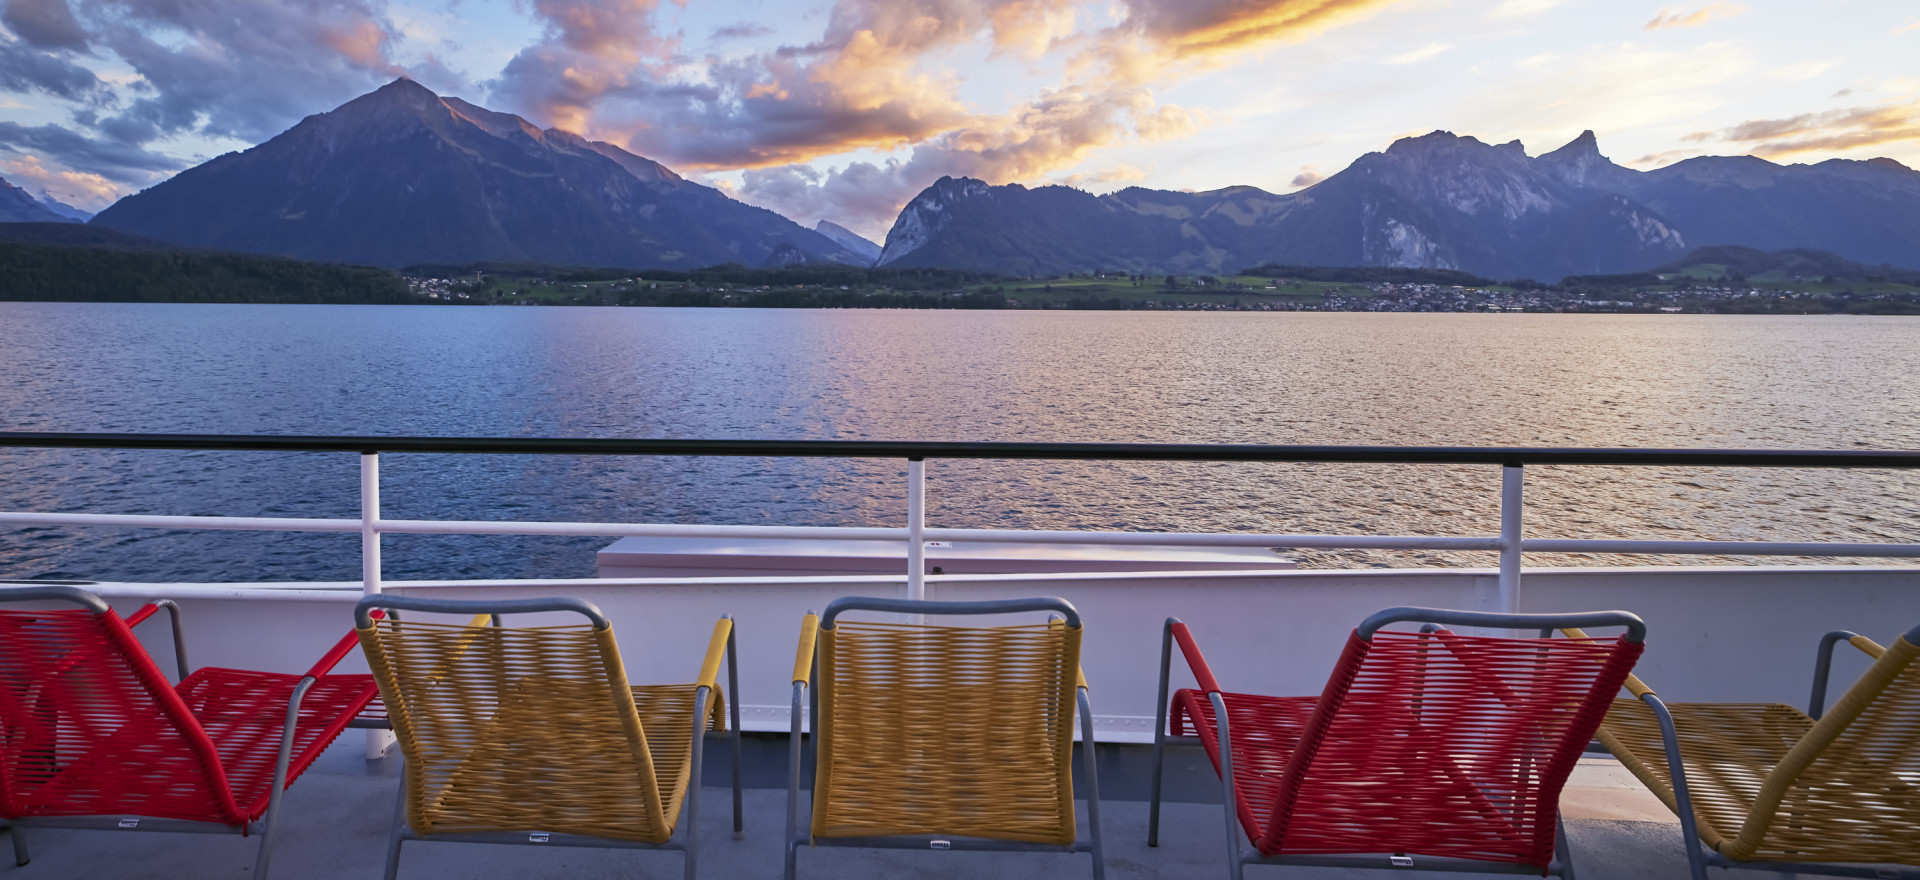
top-left (91, 79), bottom-right (860, 270)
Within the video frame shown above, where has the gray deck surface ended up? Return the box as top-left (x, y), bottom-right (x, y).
top-left (4, 734), bottom-right (1846, 879)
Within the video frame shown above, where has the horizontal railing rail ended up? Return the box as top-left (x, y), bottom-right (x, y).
top-left (3, 432), bottom-right (1919, 468)
top-left (4, 432), bottom-right (1918, 619)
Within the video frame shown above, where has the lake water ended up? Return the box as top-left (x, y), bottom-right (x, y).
top-left (1, 302), bottom-right (1916, 581)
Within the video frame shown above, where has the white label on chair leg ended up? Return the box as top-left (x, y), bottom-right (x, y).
top-left (117, 819), bottom-right (139, 829)
top-left (1389, 855), bottom-right (1414, 867)
top-left (529, 832), bottom-right (550, 844)
top-left (930, 840), bottom-right (952, 850)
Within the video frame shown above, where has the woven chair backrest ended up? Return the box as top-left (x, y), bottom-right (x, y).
top-left (1732, 632), bottom-right (1920, 863)
top-left (1259, 628), bottom-right (1642, 869)
top-left (812, 618), bottom-right (1082, 845)
top-left (355, 617), bottom-right (674, 841)
top-left (0, 607), bottom-right (241, 824)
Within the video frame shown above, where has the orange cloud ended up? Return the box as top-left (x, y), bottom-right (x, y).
top-left (1644, 2), bottom-right (1744, 30)
top-left (0, 155), bottom-right (119, 209)
top-left (1693, 101), bottom-right (1920, 158)
top-left (1121, 0), bottom-right (1404, 57)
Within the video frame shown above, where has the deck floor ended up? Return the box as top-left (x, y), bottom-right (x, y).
top-left (3, 734), bottom-right (1839, 880)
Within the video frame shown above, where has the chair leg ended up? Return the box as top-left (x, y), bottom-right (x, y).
top-left (1554, 814), bottom-right (1576, 880)
top-left (1149, 618), bottom-right (1175, 848)
top-left (1077, 687), bottom-right (1106, 880)
top-left (254, 675), bottom-right (314, 880)
top-left (727, 626), bottom-right (744, 839)
top-left (1644, 694), bottom-right (1709, 880)
top-left (684, 686), bottom-right (710, 880)
top-left (7, 822), bottom-right (27, 866)
top-left (383, 764), bottom-right (409, 880)
top-left (785, 681), bottom-right (807, 880)
top-left (1209, 692), bottom-right (1244, 880)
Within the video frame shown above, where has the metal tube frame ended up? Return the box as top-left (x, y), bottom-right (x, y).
top-left (370, 598), bottom-right (741, 880)
top-left (786, 597), bottom-right (1105, 880)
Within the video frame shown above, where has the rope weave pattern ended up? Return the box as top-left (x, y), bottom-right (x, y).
top-left (812, 620), bottom-right (1082, 844)
top-left (0, 607), bottom-right (374, 826)
top-left (1175, 629), bottom-right (1640, 871)
top-left (1597, 634), bottom-right (1920, 864)
top-left (357, 618), bottom-right (722, 844)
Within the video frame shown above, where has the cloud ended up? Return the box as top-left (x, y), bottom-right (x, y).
top-left (1290, 167), bottom-right (1323, 186)
top-left (1897, 18), bottom-right (1919, 35)
top-left (1383, 42), bottom-right (1450, 64)
top-left (0, 39), bottom-right (107, 102)
top-left (0, 153), bottom-right (118, 208)
top-left (2, 0), bottom-right (88, 50)
top-left (1118, 0), bottom-right (1403, 57)
top-left (711, 22), bottom-right (775, 41)
top-left (0, 119), bottom-right (180, 181)
top-left (1644, 2), bottom-right (1744, 31)
top-left (1695, 101), bottom-right (1920, 158)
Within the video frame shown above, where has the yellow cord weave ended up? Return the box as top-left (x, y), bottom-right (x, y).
top-left (357, 618), bottom-right (724, 844)
top-left (1593, 634), bottom-right (1920, 864)
top-left (811, 619), bottom-right (1082, 845)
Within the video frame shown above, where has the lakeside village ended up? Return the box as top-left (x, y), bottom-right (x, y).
top-left (404, 270), bottom-right (1920, 314)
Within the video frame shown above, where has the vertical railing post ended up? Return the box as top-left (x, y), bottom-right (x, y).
top-left (1498, 464), bottom-right (1523, 615)
top-left (360, 451), bottom-right (394, 758)
top-left (906, 457), bottom-right (926, 607)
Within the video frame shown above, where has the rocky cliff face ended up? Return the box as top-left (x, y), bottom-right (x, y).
top-left (875, 130), bottom-right (1920, 280)
top-left (813, 219), bottom-right (881, 264)
top-left (91, 79), bottom-right (862, 269)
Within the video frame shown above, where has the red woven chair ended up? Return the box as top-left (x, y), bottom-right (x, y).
top-left (1146, 607), bottom-right (1646, 878)
top-left (0, 585), bottom-right (381, 877)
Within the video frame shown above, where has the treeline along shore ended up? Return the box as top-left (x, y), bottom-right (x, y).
top-left (2, 223), bottom-right (1917, 314)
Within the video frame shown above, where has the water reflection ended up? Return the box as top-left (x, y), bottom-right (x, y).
top-left (0, 303), bottom-right (1915, 580)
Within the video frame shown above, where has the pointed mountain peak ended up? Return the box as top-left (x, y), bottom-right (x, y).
top-left (1542, 130), bottom-right (1602, 161)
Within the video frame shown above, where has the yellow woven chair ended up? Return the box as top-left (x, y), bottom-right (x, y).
top-left (1564, 622), bottom-right (1920, 879)
top-left (354, 595), bottom-right (742, 880)
top-left (784, 596), bottom-right (1105, 880)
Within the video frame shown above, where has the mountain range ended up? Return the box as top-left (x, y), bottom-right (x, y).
top-left (19, 78), bottom-right (1915, 280)
top-left (89, 79), bottom-right (866, 270)
top-left (876, 131), bottom-right (1920, 280)
top-left (0, 177), bottom-right (86, 224)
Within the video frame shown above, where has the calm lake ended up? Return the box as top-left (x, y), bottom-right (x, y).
top-left (2, 302), bottom-right (1916, 581)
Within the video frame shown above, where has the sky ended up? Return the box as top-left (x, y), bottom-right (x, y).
top-left (0, 0), bottom-right (1914, 240)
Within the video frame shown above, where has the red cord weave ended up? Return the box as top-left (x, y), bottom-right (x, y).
top-left (1173, 628), bottom-right (1641, 872)
top-left (0, 606), bottom-right (377, 827)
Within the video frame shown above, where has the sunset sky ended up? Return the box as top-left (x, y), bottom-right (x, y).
top-left (0, 0), bottom-right (1914, 239)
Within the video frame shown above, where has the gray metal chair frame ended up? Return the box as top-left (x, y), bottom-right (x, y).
top-left (355, 595), bottom-right (744, 880)
top-left (1, 585), bottom-right (370, 878)
top-left (1618, 624), bottom-right (1920, 880)
top-left (1148, 606), bottom-right (1650, 879)
top-left (784, 595), bottom-right (1106, 880)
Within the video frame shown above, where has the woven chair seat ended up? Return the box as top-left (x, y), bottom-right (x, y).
top-left (1599, 697), bottom-right (1920, 864)
top-left (405, 678), bottom-right (723, 842)
top-left (12, 668), bottom-right (376, 824)
top-left (1169, 690), bottom-right (1318, 842)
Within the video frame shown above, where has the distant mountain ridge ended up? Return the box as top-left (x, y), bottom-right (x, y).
top-left (0, 177), bottom-right (80, 224)
top-left (90, 79), bottom-right (863, 270)
top-left (876, 131), bottom-right (1920, 281)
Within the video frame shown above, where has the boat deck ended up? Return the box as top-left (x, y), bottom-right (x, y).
top-left (4, 732), bottom-right (1832, 880)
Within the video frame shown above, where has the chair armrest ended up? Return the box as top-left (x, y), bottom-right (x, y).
top-left (125, 600), bottom-right (190, 682)
top-left (1809, 629), bottom-right (1881, 719)
top-left (698, 616), bottom-right (733, 691)
top-left (793, 612), bottom-right (819, 684)
top-left (1169, 621), bottom-right (1223, 694)
top-left (305, 609), bottom-right (385, 678)
top-left (1562, 625), bottom-right (1653, 698)
top-left (124, 602), bottom-right (163, 627)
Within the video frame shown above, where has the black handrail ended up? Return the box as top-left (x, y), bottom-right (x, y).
top-left (0, 432), bottom-right (1916, 468)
